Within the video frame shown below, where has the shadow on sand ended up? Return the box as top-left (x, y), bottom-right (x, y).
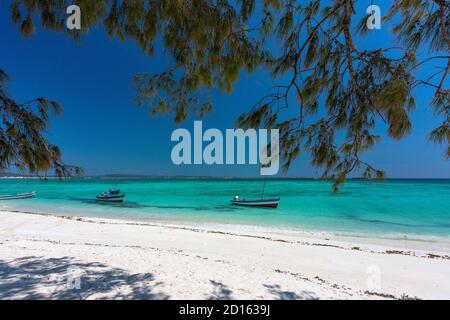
top-left (263, 284), bottom-right (319, 300)
top-left (207, 280), bottom-right (233, 300)
top-left (0, 256), bottom-right (319, 300)
top-left (0, 256), bottom-right (169, 300)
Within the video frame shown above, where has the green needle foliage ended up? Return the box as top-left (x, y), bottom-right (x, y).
top-left (0, 69), bottom-right (81, 176)
top-left (8, 0), bottom-right (449, 189)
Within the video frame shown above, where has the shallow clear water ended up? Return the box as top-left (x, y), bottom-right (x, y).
top-left (0, 178), bottom-right (449, 239)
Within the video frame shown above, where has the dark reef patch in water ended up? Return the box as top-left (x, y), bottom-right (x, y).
top-left (69, 198), bottom-right (148, 209)
top-left (68, 197), bottom-right (247, 212)
top-left (341, 213), bottom-right (450, 229)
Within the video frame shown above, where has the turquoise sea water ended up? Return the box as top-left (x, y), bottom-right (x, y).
top-left (0, 178), bottom-right (449, 239)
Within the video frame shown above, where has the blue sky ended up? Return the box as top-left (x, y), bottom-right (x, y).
top-left (0, 1), bottom-right (448, 178)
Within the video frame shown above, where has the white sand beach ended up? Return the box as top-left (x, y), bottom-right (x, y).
top-left (0, 210), bottom-right (449, 300)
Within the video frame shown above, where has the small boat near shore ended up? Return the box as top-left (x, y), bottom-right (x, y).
top-left (96, 188), bottom-right (125, 202)
top-left (231, 196), bottom-right (280, 208)
top-left (231, 180), bottom-right (280, 208)
top-left (0, 191), bottom-right (36, 200)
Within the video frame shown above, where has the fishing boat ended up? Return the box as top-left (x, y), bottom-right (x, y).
top-left (231, 196), bottom-right (280, 208)
top-left (0, 191), bottom-right (36, 200)
top-left (231, 181), bottom-right (280, 208)
top-left (96, 188), bottom-right (125, 202)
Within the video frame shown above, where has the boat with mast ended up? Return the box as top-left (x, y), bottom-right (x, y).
top-left (0, 177), bottom-right (36, 200)
top-left (231, 181), bottom-right (280, 208)
top-left (96, 183), bottom-right (125, 202)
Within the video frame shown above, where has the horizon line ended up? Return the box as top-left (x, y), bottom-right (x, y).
top-left (1, 174), bottom-right (449, 180)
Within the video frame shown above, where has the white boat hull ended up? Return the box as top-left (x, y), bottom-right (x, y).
top-left (96, 195), bottom-right (125, 202)
top-left (231, 198), bottom-right (280, 208)
top-left (0, 191), bottom-right (36, 200)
